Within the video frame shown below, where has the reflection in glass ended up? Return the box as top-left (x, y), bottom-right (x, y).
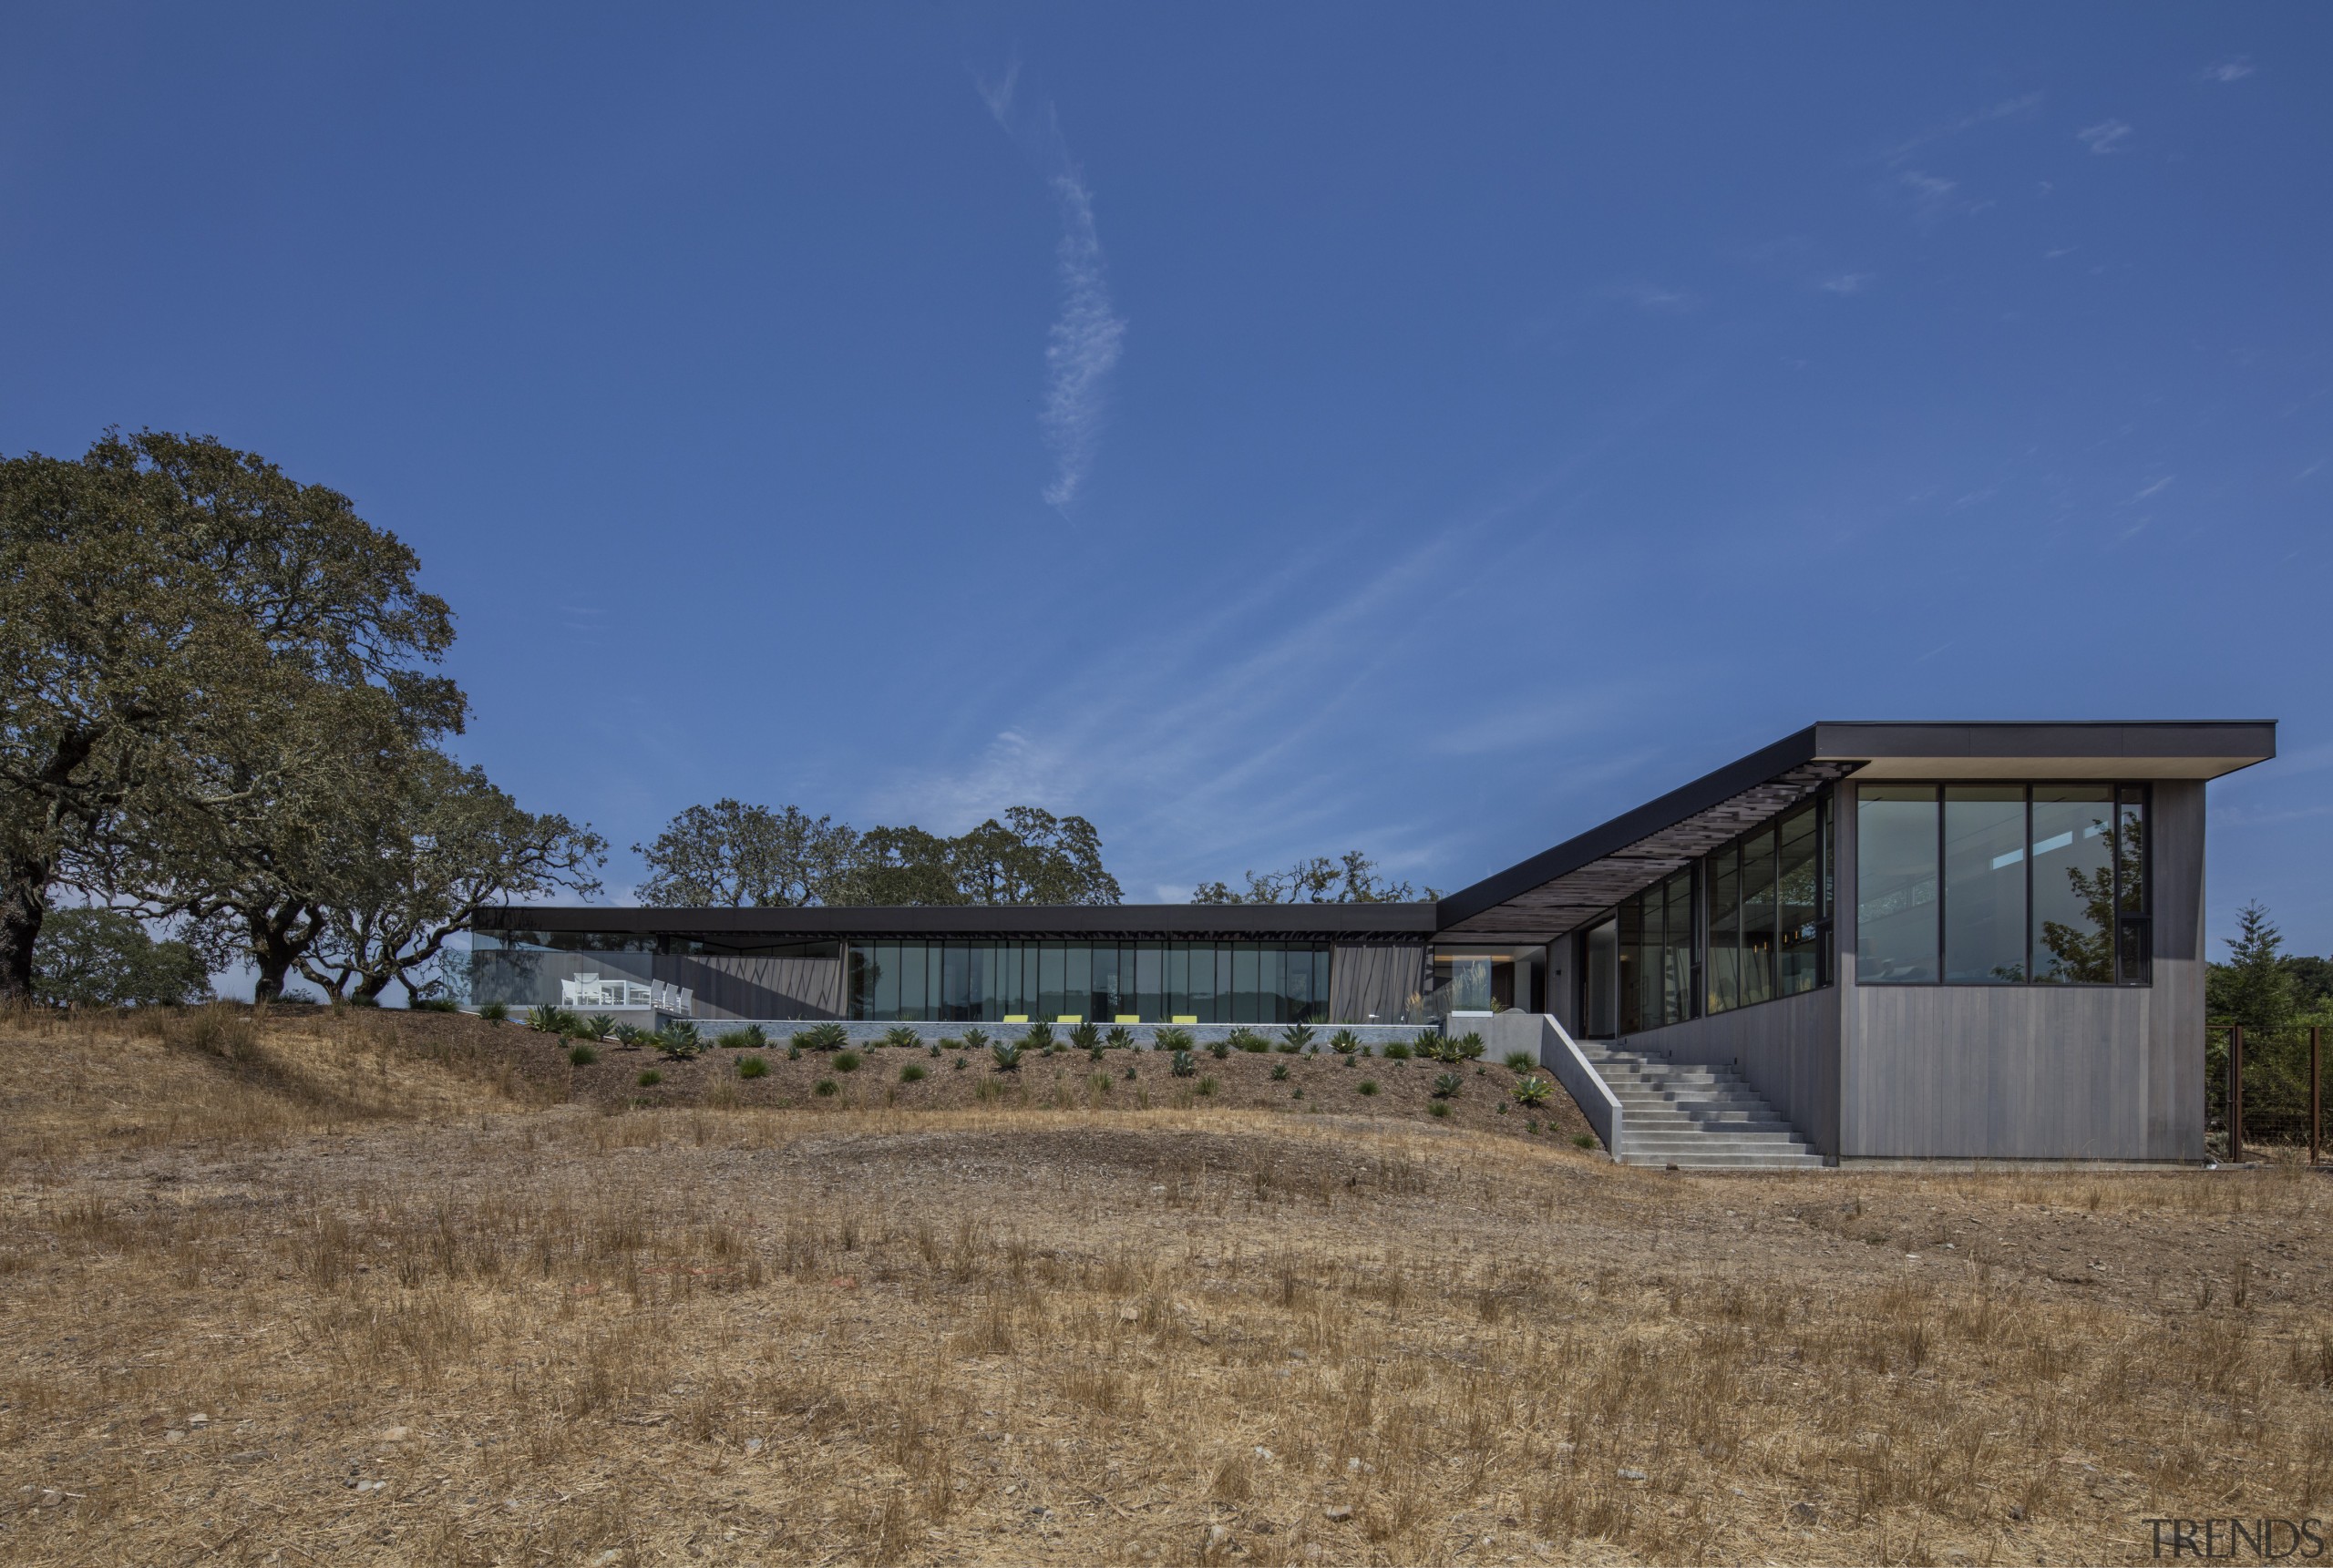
top-left (1776, 804), bottom-right (1822, 996)
top-left (2031, 786), bottom-right (2115, 984)
top-left (1707, 845), bottom-right (1741, 1013)
top-left (1584, 919), bottom-right (1619, 1037)
top-left (1661, 872), bottom-right (1695, 1025)
top-left (1739, 826), bottom-right (1778, 1007)
top-left (1856, 786), bottom-right (1940, 983)
top-left (1944, 786), bottom-right (2028, 983)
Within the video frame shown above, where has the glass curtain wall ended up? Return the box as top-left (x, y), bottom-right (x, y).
top-left (1855, 784), bottom-right (2150, 986)
top-left (1696, 796), bottom-right (1831, 1019)
top-left (1608, 794), bottom-right (1835, 1032)
top-left (845, 940), bottom-right (1333, 1023)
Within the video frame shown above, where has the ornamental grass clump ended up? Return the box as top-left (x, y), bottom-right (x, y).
top-left (900, 1062), bottom-right (927, 1083)
top-left (735, 1054), bottom-right (769, 1079)
top-left (1196, 1075), bottom-right (1218, 1097)
top-left (478, 1000), bottom-right (509, 1023)
top-left (636, 1068), bottom-right (663, 1087)
top-left (716, 1023), bottom-right (767, 1050)
top-left (1208, 1038), bottom-right (1232, 1061)
top-left (1227, 1028), bottom-right (1270, 1054)
top-left (814, 1078), bottom-right (838, 1097)
top-left (834, 1050), bottom-right (861, 1073)
top-left (567, 1043), bottom-right (598, 1067)
top-left (1357, 1079), bottom-right (1380, 1096)
top-left (1505, 1050), bottom-right (1536, 1071)
top-left (1429, 1101), bottom-right (1452, 1118)
top-left (1383, 1039), bottom-right (1413, 1061)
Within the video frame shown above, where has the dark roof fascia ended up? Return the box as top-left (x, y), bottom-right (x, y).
top-left (1810, 718), bottom-right (2277, 765)
top-left (1432, 725), bottom-right (1824, 932)
top-left (478, 903), bottom-right (1441, 942)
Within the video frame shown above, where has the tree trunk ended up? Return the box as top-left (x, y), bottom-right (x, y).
top-left (0, 856), bottom-right (50, 1005)
top-left (246, 900), bottom-right (319, 1003)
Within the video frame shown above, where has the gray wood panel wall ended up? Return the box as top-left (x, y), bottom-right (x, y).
top-left (1331, 944), bottom-right (1425, 1025)
top-left (663, 955), bottom-right (844, 1021)
top-left (1621, 985), bottom-right (1843, 1155)
top-left (1836, 778), bottom-right (2204, 1161)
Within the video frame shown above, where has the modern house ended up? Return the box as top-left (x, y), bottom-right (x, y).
top-left (477, 720), bottom-right (2275, 1165)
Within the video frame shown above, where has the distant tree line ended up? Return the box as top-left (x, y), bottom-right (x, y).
top-left (1192, 850), bottom-right (1436, 905)
top-left (632, 802), bottom-right (1122, 907)
top-left (2, 431), bottom-right (605, 1006)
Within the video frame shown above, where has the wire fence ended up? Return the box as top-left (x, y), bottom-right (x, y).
top-left (2207, 1022), bottom-right (2326, 1163)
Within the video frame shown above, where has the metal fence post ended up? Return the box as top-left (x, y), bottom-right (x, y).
top-left (2229, 1024), bottom-right (2246, 1166)
top-left (2314, 1024), bottom-right (2322, 1169)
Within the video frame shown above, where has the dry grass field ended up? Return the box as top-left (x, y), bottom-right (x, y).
top-left (4, 1007), bottom-right (2330, 1566)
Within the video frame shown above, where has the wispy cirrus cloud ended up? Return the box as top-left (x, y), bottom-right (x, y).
top-left (2202, 57), bottom-right (2254, 85)
top-left (977, 58), bottom-right (1127, 511)
top-left (2078, 119), bottom-right (2134, 155)
top-left (1819, 272), bottom-right (1874, 296)
top-left (1876, 92), bottom-right (2044, 165)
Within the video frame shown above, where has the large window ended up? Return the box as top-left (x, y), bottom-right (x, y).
top-left (844, 940), bottom-right (1333, 1023)
top-left (1604, 794), bottom-right (1835, 1032)
top-left (1855, 784), bottom-right (2149, 987)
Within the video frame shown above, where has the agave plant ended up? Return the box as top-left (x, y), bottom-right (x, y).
top-left (1432, 1071), bottom-right (1463, 1100)
top-left (1208, 1038), bottom-right (1231, 1060)
top-left (881, 1025), bottom-right (921, 1050)
top-left (1150, 1026), bottom-right (1194, 1054)
top-left (658, 1020), bottom-right (703, 1060)
top-left (961, 1026), bottom-right (990, 1052)
top-left (1510, 1073), bottom-right (1554, 1107)
top-left (1280, 1022), bottom-right (1315, 1053)
top-left (714, 1025), bottom-right (766, 1050)
top-left (585, 1014), bottom-right (617, 1040)
top-left (1104, 1025), bottom-right (1135, 1050)
top-left (1329, 1028), bottom-right (1362, 1056)
top-left (612, 1022), bottom-right (645, 1046)
top-left (526, 1005), bottom-right (564, 1034)
top-left (1068, 1021), bottom-right (1101, 1051)
top-left (1504, 1050), bottom-right (1536, 1071)
top-left (1226, 1028), bottom-right (1270, 1054)
top-left (991, 1040), bottom-right (1023, 1072)
top-left (1022, 1021), bottom-right (1055, 1052)
top-left (1170, 1049), bottom-right (1197, 1078)
top-left (794, 1021), bottom-right (850, 1052)
top-left (1454, 1031), bottom-right (1486, 1061)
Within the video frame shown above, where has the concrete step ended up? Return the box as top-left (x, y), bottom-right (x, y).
top-left (1568, 1045), bottom-right (1831, 1171)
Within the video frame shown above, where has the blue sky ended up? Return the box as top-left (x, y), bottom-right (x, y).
top-left (5, 5), bottom-right (2329, 954)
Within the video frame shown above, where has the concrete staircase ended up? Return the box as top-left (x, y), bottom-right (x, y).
top-left (1577, 1042), bottom-right (1827, 1170)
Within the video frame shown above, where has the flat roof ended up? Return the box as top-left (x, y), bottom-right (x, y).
top-left (488, 720), bottom-right (2275, 953)
top-left (1433, 719), bottom-right (2276, 941)
top-left (479, 902), bottom-right (1439, 942)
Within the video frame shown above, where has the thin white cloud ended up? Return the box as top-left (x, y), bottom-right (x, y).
top-left (977, 65), bottom-right (1127, 511)
top-left (2078, 120), bottom-right (2133, 155)
top-left (1615, 281), bottom-right (1700, 313)
top-left (1896, 169), bottom-right (1989, 228)
top-left (2131, 475), bottom-right (2174, 501)
top-left (2203, 57), bottom-right (2254, 84)
top-left (1819, 272), bottom-right (1874, 296)
top-left (1039, 171), bottom-right (1125, 509)
top-left (1877, 93), bottom-right (2044, 165)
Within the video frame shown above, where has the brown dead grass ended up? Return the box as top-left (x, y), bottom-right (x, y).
top-left (2, 1008), bottom-right (2330, 1565)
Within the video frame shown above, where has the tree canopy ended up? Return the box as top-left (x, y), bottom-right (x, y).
top-left (635, 801), bottom-right (1121, 907)
top-left (1192, 850), bottom-right (1434, 906)
top-left (31, 908), bottom-right (210, 1008)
